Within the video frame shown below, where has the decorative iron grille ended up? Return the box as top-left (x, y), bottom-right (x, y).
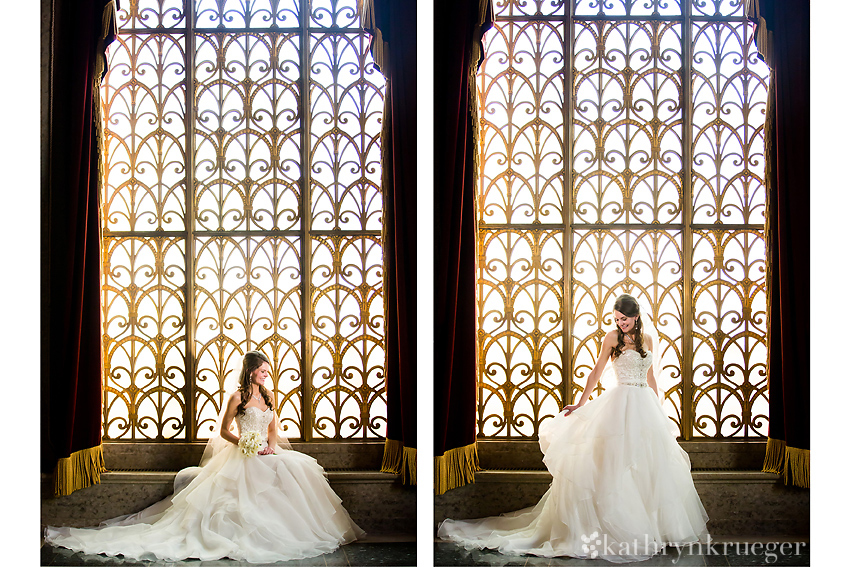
top-left (100, 0), bottom-right (386, 442)
top-left (476, 0), bottom-right (769, 439)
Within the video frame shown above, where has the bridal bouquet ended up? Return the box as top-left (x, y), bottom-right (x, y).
top-left (238, 431), bottom-right (263, 458)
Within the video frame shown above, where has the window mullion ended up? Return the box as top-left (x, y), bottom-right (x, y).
top-left (185, 0), bottom-right (198, 442)
top-left (564, 3), bottom-right (575, 418)
top-left (681, 0), bottom-right (694, 441)
top-left (299, 0), bottom-right (314, 441)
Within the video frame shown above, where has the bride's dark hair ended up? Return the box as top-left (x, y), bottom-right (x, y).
top-left (611, 294), bottom-right (648, 360)
top-left (236, 351), bottom-right (275, 415)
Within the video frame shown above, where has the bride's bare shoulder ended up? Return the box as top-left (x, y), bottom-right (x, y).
top-left (601, 330), bottom-right (619, 351)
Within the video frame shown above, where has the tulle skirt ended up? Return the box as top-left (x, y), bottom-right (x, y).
top-left (44, 445), bottom-right (364, 563)
top-left (438, 384), bottom-right (709, 563)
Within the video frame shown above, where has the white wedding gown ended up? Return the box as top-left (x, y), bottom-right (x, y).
top-left (45, 406), bottom-right (364, 563)
top-left (438, 349), bottom-right (709, 563)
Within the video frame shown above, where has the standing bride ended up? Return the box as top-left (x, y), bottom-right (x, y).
top-left (45, 351), bottom-right (364, 563)
top-left (438, 294), bottom-right (709, 563)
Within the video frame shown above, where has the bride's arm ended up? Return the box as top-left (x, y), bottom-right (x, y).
top-left (643, 334), bottom-right (660, 397)
top-left (646, 365), bottom-right (659, 398)
top-left (220, 393), bottom-right (241, 445)
top-left (563, 331), bottom-right (617, 413)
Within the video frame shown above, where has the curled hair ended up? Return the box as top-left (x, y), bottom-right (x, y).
top-left (611, 294), bottom-right (648, 360)
top-left (236, 350), bottom-right (274, 415)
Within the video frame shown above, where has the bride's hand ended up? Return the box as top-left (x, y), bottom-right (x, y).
top-left (561, 404), bottom-right (581, 416)
top-left (259, 446), bottom-right (274, 455)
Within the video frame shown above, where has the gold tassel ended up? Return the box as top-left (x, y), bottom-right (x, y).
top-left (401, 446), bottom-right (417, 486)
top-left (784, 446), bottom-right (810, 489)
top-left (381, 439), bottom-right (416, 486)
top-left (434, 442), bottom-right (481, 496)
top-left (54, 444), bottom-right (107, 497)
top-left (762, 437), bottom-right (785, 474)
top-left (762, 437), bottom-right (809, 489)
top-left (381, 438), bottom-right (404, 474)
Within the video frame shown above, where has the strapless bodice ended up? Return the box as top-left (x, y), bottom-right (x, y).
top-left (236, 406), bottom-right (273, 437)
top-left (612, 349), bottom-right (653, 387)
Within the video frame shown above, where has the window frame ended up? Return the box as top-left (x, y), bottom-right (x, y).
top-left (474, 0), bottom-right (770, 440)
top-left (99, 0), bottom-right (387, 443)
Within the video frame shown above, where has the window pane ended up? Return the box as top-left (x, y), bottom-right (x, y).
top-left (478, 21), bottom-right (567, 225)
top-left (691, 21), bottom-right (769, 225)
top-left (118, 0), bottom-right (186, 30)
top-left (692, 0), bottom-right (744, 18)
top-left (311, 235), bottom-right (386, 439)
top-left (195, 0), bottom-right (300, 29)
top-left (194, 32), bottom-right (302, 232)
top-left (571, 229), bottom-right (685, 434)
top-left (193, 236), bottom-right (303, 439)
top-left (692, 229), bottom-right (767, 437)
top-left (574, 0), bottom-right (683, 17)
top-left (494, 0), bottom-right (566, 18)
top-left (102, 237), bottom-right (187, 440)
top-left (477, 229), bottom-right (565, 438)
top-left (309, 33), bottom-right (385, 231)
top-left (309, 0), bottom-right (359, 28)
top-left (573, 20), bottom-right (683, 225)
top-left (102, 34), bottom-right (187, 232)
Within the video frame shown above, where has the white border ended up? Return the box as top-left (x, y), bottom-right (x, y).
top-left (5, 1), bottom-right (40, 564)
top-left (416, 0), bottom-right (434, 565)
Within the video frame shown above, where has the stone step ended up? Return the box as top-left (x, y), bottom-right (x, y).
top-left (475, 439), bottom-right (769, 471)
top-left (41, 469), bottom-right (415, 537)
top-left (434, 469), bottom-right (809, 538)
top-left (101, 441), bottom-right (386, 471)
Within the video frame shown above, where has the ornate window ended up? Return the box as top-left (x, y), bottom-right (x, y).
top-left (476, 0), bottom-right (769, 439)
top-left (100, 0), bottom-right (386, 442)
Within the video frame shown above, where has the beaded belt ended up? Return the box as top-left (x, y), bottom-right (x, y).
top-left (618, 382), bottom-right (648, 388)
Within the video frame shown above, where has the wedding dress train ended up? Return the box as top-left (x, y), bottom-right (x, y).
top-left (438, 350), bottom-right (709, 563)
top-left (45, 406), bottom-right (364, 563)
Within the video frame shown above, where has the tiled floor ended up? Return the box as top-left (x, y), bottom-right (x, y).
top-left (40, 539), bottom-right (811, 566)
top-left (40, 540), bottom-right (416, 567)
top-left (434, 541), bottom-right (810, 567)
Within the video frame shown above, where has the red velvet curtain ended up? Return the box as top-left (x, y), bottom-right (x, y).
top-left (362, 0), bottom-right (418, 484)
top-left (42, 0), bottom-right (118, 496)
top-left (433, 0), bottom-right (492, 495)
top-left (748, 0), bottom-right (810, 488)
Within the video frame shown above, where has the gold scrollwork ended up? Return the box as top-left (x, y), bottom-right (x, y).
top-left (101, 0), bottom-right (386, 442)
top-left (477, 0), bottom-right (768, 439)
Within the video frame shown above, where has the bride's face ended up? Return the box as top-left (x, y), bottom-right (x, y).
top-left (251, 362), bottom-right (271, 388)
top-left (613, 309), bottom-right (638, 335)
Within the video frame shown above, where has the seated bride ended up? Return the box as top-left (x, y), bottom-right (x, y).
top-left (45, 351), bottom-right (364, 563)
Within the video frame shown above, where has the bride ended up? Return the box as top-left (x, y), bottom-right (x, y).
top-left (44, 351), bottom-right (364, 563)
top-left (438, 294), bottom-right (709, 563)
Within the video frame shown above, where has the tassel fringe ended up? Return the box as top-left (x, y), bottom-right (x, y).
top-left (401, 446), bottom-right (417, 486)
top-left (381, 438), bottom-right (416, 486)
top-left (54, 444), bottom-right (106, 497)
top-left (762, 437), bottom-right (809, 488)
top-left (381, 438), bottom-right (403, 473)
top-left (762, 437), bottom-right (785, 474)
top-left (784, 446), bottom-right (809, 489)
top-left (434, 442), bottom-right (481, 496)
